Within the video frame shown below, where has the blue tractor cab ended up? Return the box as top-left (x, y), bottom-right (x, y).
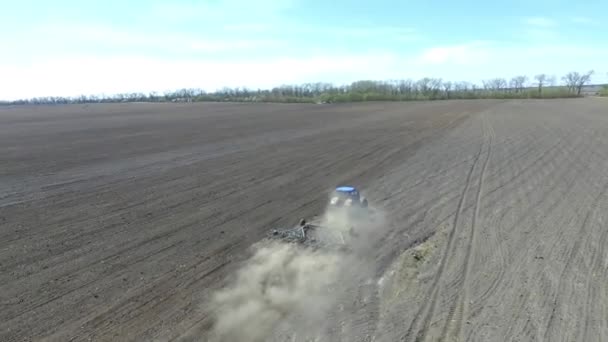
top-left (330, 186), bottom-right (367, 208)
top-left (335, 186), bottom-right (359, 199)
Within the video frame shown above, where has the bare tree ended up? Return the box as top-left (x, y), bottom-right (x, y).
top-left (484, 78), bottom-right (507, 91)
top-left (509, 78), bottom-right (518, 92)
top-left (429, 78), bottom-right (443, 98)
top-left (511, 75), bottom-right (528, 93)
top-left (443, 81), bottom-right (453, 99)
top-left (562, 72), bottom-right (580, 93)
top-left (8, 70), bottom-right (601, 105)
top-left (576, 70), bottom-right (594, 95)
top-left (416, 77), bottom-right (432, 95)
top-left (454, 81), bottom-right (472, 95)
top-left (398, 79), bottom-right (413, 96)
top-left (497, 78), bottom-right (508, 90)
top-left (535, 74), bottom-right (547, 94)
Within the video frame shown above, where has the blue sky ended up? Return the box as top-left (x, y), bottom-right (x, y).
top-left (1, 0), bottom-right (607, 99)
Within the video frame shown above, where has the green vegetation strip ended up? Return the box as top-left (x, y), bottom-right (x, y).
top-left (2, 71), bottom-right (604, 105)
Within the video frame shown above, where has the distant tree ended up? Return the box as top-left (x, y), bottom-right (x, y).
top-left (509, 78), bottom-right (518, 92)
top-left (416, 77), bottom-right (432, 96)
top-left (429, 78), bottom-right (442, 98)
top-left (398, 79), bottom-right (414, 96)
top-left (443, 81), bottom-right (453, 99)
top-left (511, 75), bottom-right (528, 93)
top-left (535, 74), bottom-right (547, 94)
top-left (562, 72), bottom-right (575, 92)
top-left (482, 80), bottom-right (491, 90)
top-left (454, 81), bottom-right (470, 92)
top-left (576, 70), bottom-right (594, 95)
top-left (484, 78), bottom-right (507, 91)
top-left (351, 80), bottom-right (377, 93)
top-left (561, 70), bottom-right (593, 95)
top-left (6, 71), bottom-right (598, 105)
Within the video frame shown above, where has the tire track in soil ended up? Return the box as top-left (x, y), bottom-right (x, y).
top-left (404, 114), bottom-right (486, 342)
top-left (456, 114), bottom-right (494, 341)
top-left (467, 118), bottom-right (505, 316)
top-left (378, 100), bottom-right (608, 342)
top-left (438, 114), bottom-right (493, 342)
top-left (537, 126), bottom-right (596, 340)
top-left (498, 158), bottom-right (582, 342)
top-left (320, 113), bottom-right (482, 342)
top-left (492, 115), bottom-right (594, 342)
top-left (545, 181), bottom-right (608, 341)
top-left (579, 204), bottom-right (608, 342)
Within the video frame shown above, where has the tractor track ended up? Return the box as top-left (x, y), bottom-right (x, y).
top-left (578, 193), bottom-right (608, 342)
top-left (377, 98), bottom-right (608, 342)
top-left (436, 113), bottom-right (493, 342)
top-left (404, 114), bottom-right (487, 342)
top-left (544, 180), bottom-right (608, 341)
top-left (453, 113), bottom-right (494, 341)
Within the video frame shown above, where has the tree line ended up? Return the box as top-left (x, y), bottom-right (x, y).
top-left (1, 70), bottom-right (602, 106)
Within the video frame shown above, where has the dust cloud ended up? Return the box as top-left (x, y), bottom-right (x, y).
top-left (208, 241), bottom-right (341, 342)
top-left (207, 194), bottom-right (389, 342)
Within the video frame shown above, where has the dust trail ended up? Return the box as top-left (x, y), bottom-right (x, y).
top-left (208, 194), bottom-right (389, 342)
top-left (208, 241), bottom-right (341, 342)
top-left (321, 201), bottom-right (388, 258)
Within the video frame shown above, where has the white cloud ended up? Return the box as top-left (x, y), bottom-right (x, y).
top-left (3, 40), bottom-right (607, 101)
top-left (220, 22), bottom-right (420, 42)
top-left (408, 42), bottom-right (608, 84)
top-left (223, 23), bottom-right (274, 32)
top-left (414, 41), bottom-right (492, 65)
top-left (143, 1), bottom-right (418, 43)
top-left (518, 16), bottom-right (561, 43)
top-left (322, 26), bottom-right (418, 39)
top-left (522, 28), bottom-right (560, 41)
top-left (145, 0), bottom-right (296, 25)
top-left (570, 16), bottom-right (597, 25)
top-left (2, 24), bottom-right (285, 72)
top-left (0, 53), bottom-right (398, 100)
top-left (28, 24), bottom-right (282, 54)
top-left (25, 19), bottom-right (419, 59)
top-left (524, 16), bottom-right (558, 27)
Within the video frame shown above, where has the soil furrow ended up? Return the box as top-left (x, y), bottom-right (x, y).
top-left (406, 116), bottom-right (485, 342)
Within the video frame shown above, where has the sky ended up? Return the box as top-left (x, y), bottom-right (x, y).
top-left (1, 0), bottom-right (607, 100)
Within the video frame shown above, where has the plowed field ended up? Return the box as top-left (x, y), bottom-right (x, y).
top-left (2, 99), bottom-right (607, 342)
